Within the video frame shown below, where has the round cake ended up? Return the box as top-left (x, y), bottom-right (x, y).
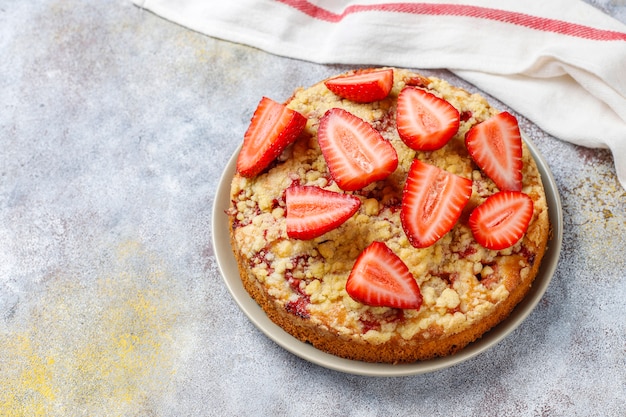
top-left (226, 68), bottom-right (550, 364)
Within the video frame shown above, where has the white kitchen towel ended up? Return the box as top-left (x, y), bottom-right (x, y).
top-left (133, 0), bottom-right (626, 189)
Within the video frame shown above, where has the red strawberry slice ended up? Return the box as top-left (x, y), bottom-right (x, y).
top-left (285, 185), bottom-right (361, 240)
top-left (324, 68), bottom-right (394, 103)
top-left (346, 241), bottom-right (422, 310)
top-left (317, 108), bottom-right (398, 191)
top-left (236, 97), bottom-right (307, 177)
top-left (469, 191), bottom-right (533, 250)
top-left (401, 160), bottom-right (472, 248)
top-left (465, 111), bottom-right (523, 191)
top-left (396, 87), bottom-right (460, 151)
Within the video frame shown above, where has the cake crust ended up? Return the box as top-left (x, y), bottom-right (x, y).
top-left (227, 68), bottom-right (550, 364)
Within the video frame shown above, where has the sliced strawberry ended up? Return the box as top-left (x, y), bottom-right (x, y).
top-left (324, 68), bottom-right (394, 103)
top-left (346, 241), bottom-right (422, 310)
top-left (317, 108), bottom-right (398, 191)
top-left (401, 160), bottom-right (472, 248)
top-left (465, 111), bottom-right (523, 191)
top-left (285, 185), bottom-right (361, 240)
top-left (396, 87), bottom-right (460, 151)
top-left (236, 97), bottom-right (307, 177)
top-left (469, 191), bottom-right (533, 250)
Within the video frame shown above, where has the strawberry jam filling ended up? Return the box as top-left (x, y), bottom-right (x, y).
top-left (248, 248), bottom-right (274, 274)
top-left (430, 271), bottom-right (460, 286)
top-left (284, 255), bottom-right (316, 319)
top-left (285, 297), bottom-right (310, 319)
top-left (460, 110), bottom-right (473, 122)
top-left (477, 262), bottom-right (499, 289)
top-left (405, 75), bottom-right (428, 88)
top-left (520, 246), bottom-right (537, 266)
top-left (358, 309), bottom-right (404, 333)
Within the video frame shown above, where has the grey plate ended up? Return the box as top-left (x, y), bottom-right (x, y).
top-left (212, 133), bottom-right (563, 376)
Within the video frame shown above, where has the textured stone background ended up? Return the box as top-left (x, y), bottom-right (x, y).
top-left (1, 0), bottom-right (625, 415)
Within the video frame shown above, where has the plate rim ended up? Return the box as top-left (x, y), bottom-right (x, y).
top-left (212, 132), bottom-right (563, 377)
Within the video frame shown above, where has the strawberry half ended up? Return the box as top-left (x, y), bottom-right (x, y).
top-left (346, 241), bottom-right (422, 310)
top-left (401, 160), bottom-right (472, 248)
top-left (236, 97), bottom-right (307, 178)
top-left (285, 185), bottom-right (361, 240)
top-left (465, 111), bottom-right (523, 191)
top-left (396, 87), bottom-right (460, 151)
top-left (317, 108), bottom-right (398, 191)
top-left (324, 68), bottom-right (394, 103)
top-left (469, 191), bottom-right (533, 250)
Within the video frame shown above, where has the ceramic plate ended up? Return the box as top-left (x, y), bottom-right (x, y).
top-left (212, 133), bottom-right (563, 376)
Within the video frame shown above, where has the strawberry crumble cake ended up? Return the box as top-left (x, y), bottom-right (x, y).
top-left (226, 68), bottom-right (550, 364)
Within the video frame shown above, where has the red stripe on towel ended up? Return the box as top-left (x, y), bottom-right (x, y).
top-left (277, 0), bottom-right (626, 41)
